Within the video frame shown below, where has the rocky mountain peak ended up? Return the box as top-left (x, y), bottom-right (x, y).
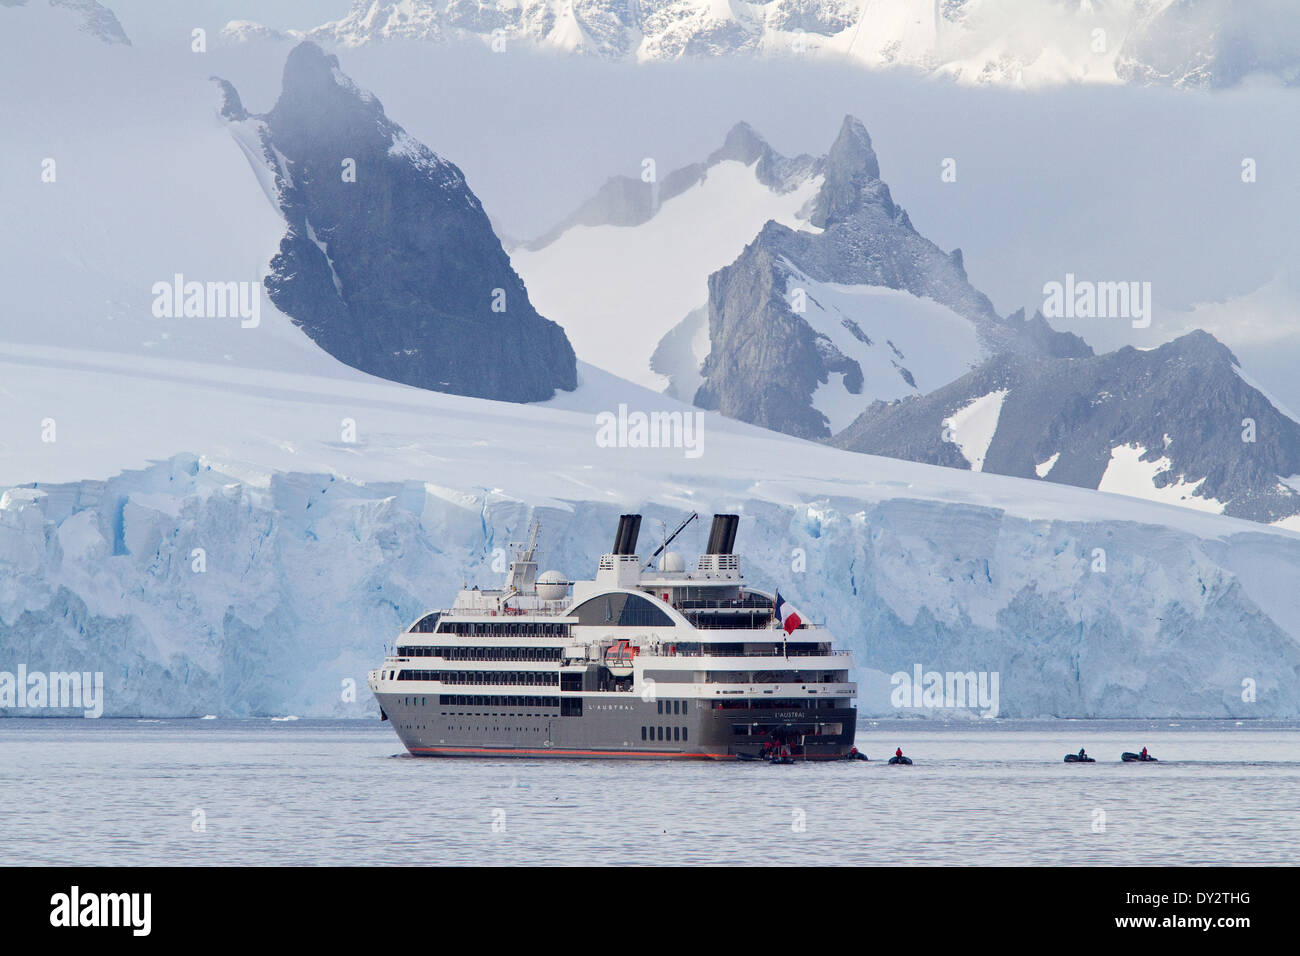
top-left (218, 42), bottom-right (577, 402)
top-left (694, 115), bottom-right (1094, 441)
top-left (1153, 327), bottom-right (1240, 367)
top-left (828, 115), bottom-right (880, 179)
top-left (707, 121), bottom-right (771, 166)
top-left (809, 114), bottom-right (891, 228)
top-left (266, 42), bottom-right (388, 149)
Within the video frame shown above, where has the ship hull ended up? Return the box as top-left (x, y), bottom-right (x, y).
top-left (376, 691), bottom-right (857, 761)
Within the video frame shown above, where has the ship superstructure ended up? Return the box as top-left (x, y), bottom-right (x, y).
top-left (368, 514), bottom-right (857, 759)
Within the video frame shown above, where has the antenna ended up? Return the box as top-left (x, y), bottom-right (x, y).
top-left (644, 512), bottom-right (698, 569)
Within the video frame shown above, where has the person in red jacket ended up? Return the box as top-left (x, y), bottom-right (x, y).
top-left (1141, 747), bottom-right (1148, 758)
top-left (895, 747), bottom-right (903, 758)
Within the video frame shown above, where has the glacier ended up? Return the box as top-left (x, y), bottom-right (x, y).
top-left (5, 426), bottom-right (1300, 718)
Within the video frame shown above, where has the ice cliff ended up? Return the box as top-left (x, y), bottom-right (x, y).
top-left (3, 454), bottom-right (1298, 718)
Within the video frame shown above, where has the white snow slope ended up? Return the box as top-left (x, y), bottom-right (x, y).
top-left (512, 159), bottom-right (821, 391)
top-left (783, 262), bottom-right (986, 432)
top-left (4, 9), bottom-right (1300, 719)
top-left (1099, 443), bottom-right (1228, 516)
top-left (942, 389), bottom-right (1010, 473)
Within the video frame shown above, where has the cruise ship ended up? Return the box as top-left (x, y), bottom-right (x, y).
top-left (368, 514), bottom-right (858, 760)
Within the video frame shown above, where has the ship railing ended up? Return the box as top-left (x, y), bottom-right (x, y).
top-left (674, 598), bottom-right (776, 611)
top-left (682, 617), bottom-right (817, 629)
top-left (640, 647), bottom-right (848, 658)
top-left (446, 602), bottom-right (576, 617)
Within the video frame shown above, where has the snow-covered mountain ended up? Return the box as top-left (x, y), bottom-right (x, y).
top-left (222, 0), bottom-right (1300, 89)
top-left (511, 121), bottom-right (824, 393)
top-left (833, 330), bottom-right (1300, 527)
top-left (694, 116), bottom-right (1087, 440)
top-left (517, 114), bottom-right (1082, 423)
top-left (216, 41), bottom-right (577, 403)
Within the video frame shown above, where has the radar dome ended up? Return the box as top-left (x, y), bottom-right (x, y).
top-left (658, 551), bottom-right (686, 573)
top-left (536, 570), bottom-right (569, 601)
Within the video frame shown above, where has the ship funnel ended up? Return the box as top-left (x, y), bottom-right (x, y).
top-left (612, 514), bottom-right (642, 555)
top-left (706, 514), bottom-right (739, 554)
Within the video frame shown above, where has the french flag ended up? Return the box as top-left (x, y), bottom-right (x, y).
top-left (774, 592), bottom-right (803, 635)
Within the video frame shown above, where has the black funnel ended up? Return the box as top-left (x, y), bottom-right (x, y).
top-left (613, 514), bottom-right (642, 555)
top-left (706, 514), bottom-right (739, 554)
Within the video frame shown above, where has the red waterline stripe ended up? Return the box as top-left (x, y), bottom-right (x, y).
top-left (408, 745), bottom-right (721, 758)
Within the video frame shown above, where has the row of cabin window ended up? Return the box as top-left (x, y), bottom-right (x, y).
top-left (396, 645), bottom-right (563, 661)
top-left (397, 670), bottom-right (559, 686)
top-left (438, 695), bottom-right (560, 708)
top-left (435, 622), bottom-right (571, 637)
top-left (642, 726), bottom-right (687, 743)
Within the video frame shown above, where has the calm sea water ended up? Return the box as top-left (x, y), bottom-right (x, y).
top-left (2, 718), bottom-right (1297, 866)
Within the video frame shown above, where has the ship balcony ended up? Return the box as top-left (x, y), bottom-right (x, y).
top-left (646, 681), bottom-right (858, 699)
top-left (386, 655), bottom-right (563, 667)
top-left (443, 601), bottom-right (575, 617)
top-left (637, 652), bottom-right (851, 668)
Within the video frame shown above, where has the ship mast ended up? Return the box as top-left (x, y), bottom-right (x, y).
top-left (504, 519), bottom-right (541, 599)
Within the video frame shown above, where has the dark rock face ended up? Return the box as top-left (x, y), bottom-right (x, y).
top-left (834, 330), bottom-right (1300, 525)
top-left (696, 235), bottom-right (845, 439)
top-left (220, 41), bottom-right (576, 402)
top-left (695, 116), bottom-right (1078, 440)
